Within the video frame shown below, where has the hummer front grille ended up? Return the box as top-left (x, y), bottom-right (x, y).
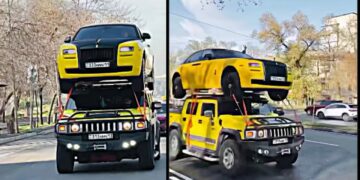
top-left (268, 127), bottom-right (295, 138)
top-left (82, 121), bottom-right (121, 133)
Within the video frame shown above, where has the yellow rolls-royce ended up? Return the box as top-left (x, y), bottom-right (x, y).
top-left (172, 48), bottom-right (292, 101)
top-left (57, 24), bottom-right (154, 93)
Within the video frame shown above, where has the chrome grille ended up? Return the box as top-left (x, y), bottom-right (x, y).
top-left (81, 121), bottom-right (120, 133)
top-left (268, 127), bottom-right (295, 138)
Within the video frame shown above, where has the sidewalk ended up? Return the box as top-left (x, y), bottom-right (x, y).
top-left (0, 126), bottom-right (54, 145)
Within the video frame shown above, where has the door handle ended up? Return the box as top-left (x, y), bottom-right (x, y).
top-left (198, 119), bottom-right (202, 124)
top-left (192, 63), bottom-right (201, 66)
top-left (182, 117), bottom-right (186, 121)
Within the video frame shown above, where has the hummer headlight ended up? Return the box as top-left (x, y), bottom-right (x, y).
top-left (119, 46), bottom-right (134, 52)
top-left (123, 122), bottom-right (132, 131)
top-left (258, 130), bottom-right (264, 137)
top-left (63, 49), bottom-right (76, 55)
top-left (71, 123), bottom-right (80, 133)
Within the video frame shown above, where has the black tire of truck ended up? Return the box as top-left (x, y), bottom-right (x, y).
top-left (275, 152), bottom-right (298, 168)
top-left (221, 71), bottom-right (243, 98)
top-left (138, 127), bottom-right (155, 170)
top-left (56, 143), bottom-right (74, 173)
top-left (59, 78), bottom-right (73, 94)
top-left (268, 90), bottom-right (289, 101)
top-left (169, 129), bottom-right (183, 161)
top-left (219, 139), bottom-right (246, 177)
top-left (173, 76), bottom-right (186, 99)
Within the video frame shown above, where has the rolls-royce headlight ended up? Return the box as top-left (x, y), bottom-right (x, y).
top-left (119, 46), bottom-right (134, 52)
top-left (63, 49), bottom-right (76, 55)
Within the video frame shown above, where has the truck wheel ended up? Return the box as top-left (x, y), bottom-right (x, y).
top-left (173, 76), bottom-right (186, 99)
top-left (221, 71), bottom-right (243, 98)
top-left (276, 152), bottom-right (298, 168)
top-left (56, 144), bottom-right (74, 173)
top-left (138, 130), bottom-right (155, 170)
top-left (169, 129), bottom-right (183, 161)
top-left (219, 139), bottom-right (246, 176)
top-left (59, 79), bottom-right (73, 94)
top-left (268, 90), bottom-right (288, 101)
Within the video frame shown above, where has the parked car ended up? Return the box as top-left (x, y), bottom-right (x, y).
top-left (315, 103), bottom-right (357, 121)
top-left (156, 102), bottom-right (167, 135)
top-left (304, 100), bottom-right (343, 115)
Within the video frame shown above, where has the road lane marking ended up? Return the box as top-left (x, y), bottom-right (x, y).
top-left (169, 169), bottom-right (193, 180)
top-left (305, 140), bottom-right (339, 147)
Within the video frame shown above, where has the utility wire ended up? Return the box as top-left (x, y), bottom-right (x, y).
top-left (170, 12), bottom-right (258, 41)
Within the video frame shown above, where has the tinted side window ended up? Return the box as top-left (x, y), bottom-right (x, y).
top-left (185, 51), bottom-right (203, 63)
top-left (201, 103), bottom-right (215, 116)
top-left (186, 102), bottom-right (198, 115)
top-left (213, 49), bottom-right (253, 59)
top-left (326, 105), bottom-right (336, 109)
top-left (336, 105), bottom-right (346, 108)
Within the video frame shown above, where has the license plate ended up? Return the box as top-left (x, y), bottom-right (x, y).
top-left (88, 133), bottom-right (113, 140)
top-left (273, 138), bottom-right (288, 144)
top-left (270, 76), bottom-right (285, 82)
top-left (85, 62), bottom-right (110, 68)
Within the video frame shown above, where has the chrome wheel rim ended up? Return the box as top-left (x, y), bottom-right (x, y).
top-left (223, 147), bottom-right (235, 169)
top-left (170, 135), bottom-right (179, 157)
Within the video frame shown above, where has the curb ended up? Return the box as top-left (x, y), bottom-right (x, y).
top-left (304, 127), bottom-right (357, 135)
top-left (0, 126), bottom-right (54, 145)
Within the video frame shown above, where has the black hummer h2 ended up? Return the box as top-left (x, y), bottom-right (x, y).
top-left (55, 82), bottom-right (161, 173)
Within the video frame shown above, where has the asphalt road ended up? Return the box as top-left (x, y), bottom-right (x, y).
top-left (0, 132), bottom-right (167, 180)
top-left (170, 129), bottom-right (357, 180)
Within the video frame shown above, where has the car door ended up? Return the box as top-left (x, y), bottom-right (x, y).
top-left (181, 100), bottom-right (199, 142)
top-left (179, 51), bottom-right (203, 89)
top-left (188, 101), bottom-right (209, 153)
top-left (324, 104), bottom-right (337, 117)
top-left (198, 49), bottom-right (215, 89)
top-left (333, 104), bottom-right (347, 118)
top-left (200, 100), bottom-right (221, 153)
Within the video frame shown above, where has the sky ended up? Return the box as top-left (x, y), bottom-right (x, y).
top-left (126, 0), bottom-right (166, 77)
top-left (170, 0), bottom-right (357, 55)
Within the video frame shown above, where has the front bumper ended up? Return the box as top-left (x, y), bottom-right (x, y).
top-left (240, 136), bottom-right (304, 157)
top-left (56, 131), bottom-right (148, 152)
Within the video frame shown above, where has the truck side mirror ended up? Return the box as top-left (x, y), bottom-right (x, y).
top-left (204, 110), bottom-right (213, 118)
top-left (64, 35), bottom-right (71, 43)
top-left (152, 101), bottom-right (162, 111)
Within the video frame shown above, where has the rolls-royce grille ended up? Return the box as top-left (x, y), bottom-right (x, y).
top-left (268, 127), bottom-right (295, 138)
top-left (263, 61), bottom-right (287, 81)
top-left (80, 48), bottom-right (114, 62)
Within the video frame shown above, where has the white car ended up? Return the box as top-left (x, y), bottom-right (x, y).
top-left (316, 103), bottom-right (357, 121)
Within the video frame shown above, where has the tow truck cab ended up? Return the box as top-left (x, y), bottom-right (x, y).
top-left (169, 96), bottom-right (304, 175)
top-left (55, 83), bottom-right (161, 173)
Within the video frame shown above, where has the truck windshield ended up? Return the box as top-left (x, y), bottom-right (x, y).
top-left (74, 25), bottom-right (140, 41)
top-left (62, 88), bottom-right (145, 110)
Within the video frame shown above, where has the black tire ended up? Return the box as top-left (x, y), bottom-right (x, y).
top-left (173, 76), bottom-right (186, 99)
top-left (219, 139), bottom-right (246, 176)
top-left (138, 128), bottom-right (155, 170)
top-left (276, 152), bottom-right (298, 168)
top-left (169, 129), bottom-right (183, 161)
top-left (221, 71), bottom-right (243, 98)
top-left (317, 112), bottom-right (325, 119)
top-left (268, 90), bottom-right (289, 101)
top-left (56, 143), bottom-right (74, 173)
top-left (342, 113), bottom-right (351, 121)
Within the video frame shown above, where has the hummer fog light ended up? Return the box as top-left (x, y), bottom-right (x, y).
top-left (123, 122), bottom-right (132, 131)
top-left (73, 144), bottom-right (80, 150)
top-left (71, 124), bottom-right (80, 133)
top-left (122, 142), bottom-right (130, 149)
top-left (130, 140), bottom-right (136, 146)
top-left (66, 143), bottom-right (73, 149)
top-left (257, 149), bottom-right (263, 154)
